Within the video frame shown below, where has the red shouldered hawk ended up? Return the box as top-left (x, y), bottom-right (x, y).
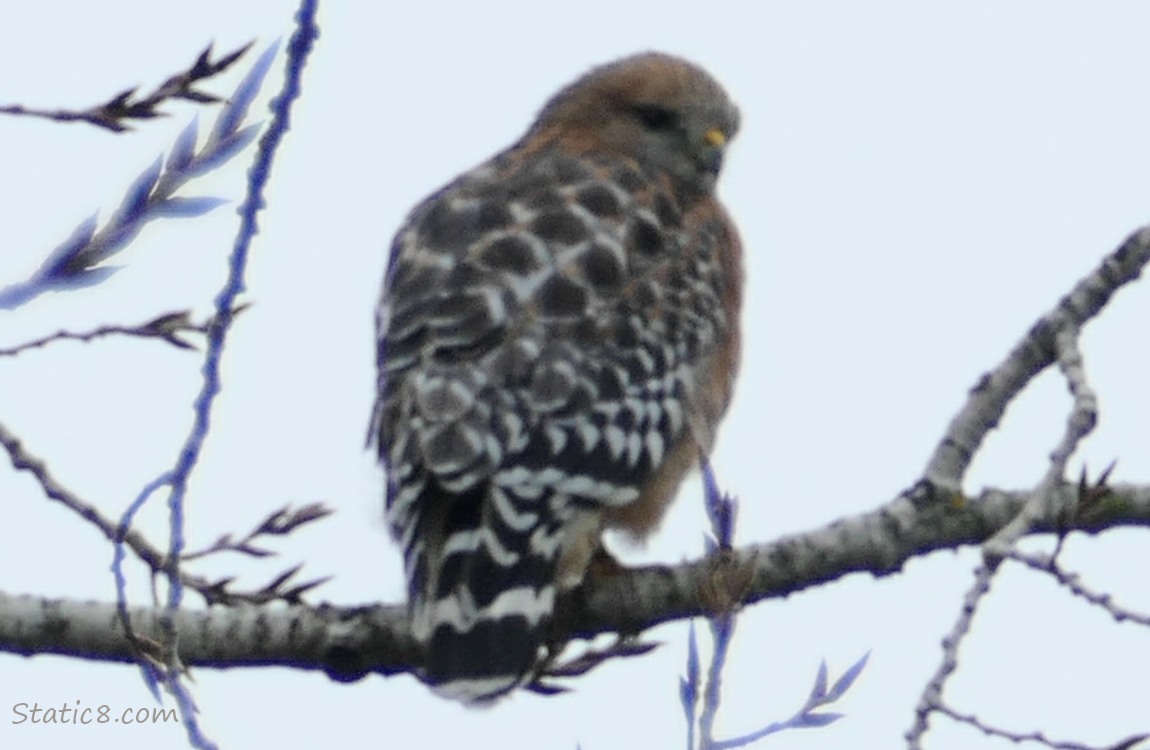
top-left (371, 52), bottom-right (743, 704)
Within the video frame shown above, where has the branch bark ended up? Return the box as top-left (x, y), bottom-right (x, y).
top-left (4, 481), bottom-right (1148, 682)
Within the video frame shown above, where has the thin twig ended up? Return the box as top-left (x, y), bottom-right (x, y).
top-left (907, 227), bottom-right (1150, 747)
top-left (0, 53), bottom-right (269, 311)
top-left (934, 703), bottom-right (1149, 750)
top-left (113, 8), bottom-right (318, 749)
top-left (906, 563), bottom-right (997, 748)
top-left (0, 310), bottom-right (226, 356)
top-left (1005, 549), bottom-right (1150, 627)
top-left (914, 325), bottom-right (1102, 743)
top-left (181, 502), bottom-right (333, 561)
top-left (0, 418), bottom-right (325, 607)
top-left (0, 42), bottom-right (252, 133)
top-left (699, 614), bottom-right (735, 748)
top-left (984, 326), bottom-right (1098, 558)
top-left (0, 418), bottom-right (170, 572)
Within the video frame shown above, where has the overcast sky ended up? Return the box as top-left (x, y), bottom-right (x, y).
top-left (3, 2), bottom-right (1150, 749)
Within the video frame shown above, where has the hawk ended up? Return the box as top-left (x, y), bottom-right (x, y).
top-left (371, 51), bottom-right (743, 703)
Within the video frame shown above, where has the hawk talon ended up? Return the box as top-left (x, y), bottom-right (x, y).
top-left (528, 634), bottom-right (662, 694)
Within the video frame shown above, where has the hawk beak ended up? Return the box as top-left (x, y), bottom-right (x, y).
top-left (704, 128), bottom-right (727, 148)
top-left (698, 128), bottom-right (728, 175)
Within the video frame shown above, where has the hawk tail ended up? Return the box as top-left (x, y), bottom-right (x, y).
top-left (396, 481), bottom-right (565, 704)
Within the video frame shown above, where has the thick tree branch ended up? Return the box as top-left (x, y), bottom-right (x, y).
top-left (4, 482), bottom-right (1148, 681)
top-left (906, 225), bottom-right (1150, 749)
top-left (923, 226), bottom-right (1149, 493)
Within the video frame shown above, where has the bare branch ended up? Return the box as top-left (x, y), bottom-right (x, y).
top-left (923, 227), bottom-right (1150, 494)
top-left (0, 418), bottom-right (169, 573)
top-left (0, 42), bottom-right (253, 132)
top-left (906, 563), bottom-right (997, 748)
top-left (905, 226), bottom-right (1150, 747)
top-left (3, 481), bottom-right (1148, 680)
top-left (1005, 548), bottom-right (1150, 628)
top-left (182, 502), bottom-right (333, 561)
top-left (0, 309), bottom-right (242, 356)
top-left (0, 418), bottom-right (330, 607)
top-left (933, 704), bottom-right (1149, 750)
top-left (984, 325), bottom-right (1099, 559)
top-left (0, 45), bottom-right (277, 311)
top-left (527, 636), bottom-right (659, 695)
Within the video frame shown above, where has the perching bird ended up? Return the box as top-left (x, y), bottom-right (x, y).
top-left (371, 51), bottom-right (743, 704)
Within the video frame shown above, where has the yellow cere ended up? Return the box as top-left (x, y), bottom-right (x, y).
top-left (704, 128), bottom-right (727, 147)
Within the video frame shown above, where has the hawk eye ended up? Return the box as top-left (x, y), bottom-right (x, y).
top-left (632, 104), bottom-right (678, 131)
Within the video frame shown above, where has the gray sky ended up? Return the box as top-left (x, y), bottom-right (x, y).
top-left (3, 2), bottom-right (1150, 748)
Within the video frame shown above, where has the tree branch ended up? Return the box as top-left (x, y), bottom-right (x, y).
top-left (907, 225), bottom-right (1150, 748)
top-left (0, 310), bottom-right (228, 356)
top-left (923, 226), bottom-right (1149, 494)
top-left (3, 482), bottom-right (1148, 681)
top-left (0, 42), bottom-right (252, 133)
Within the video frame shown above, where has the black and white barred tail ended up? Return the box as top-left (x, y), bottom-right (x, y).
top-left (392, 478), bottom-right (572, 703)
